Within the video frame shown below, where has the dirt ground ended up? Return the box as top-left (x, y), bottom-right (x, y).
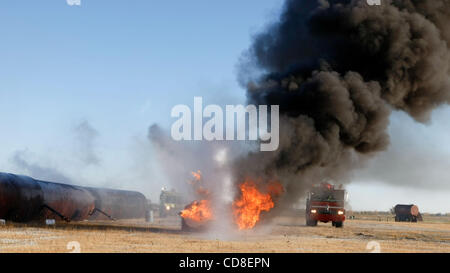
top-left (0, 213), bottom-right (449, 253)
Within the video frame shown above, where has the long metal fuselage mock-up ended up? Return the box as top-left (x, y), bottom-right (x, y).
top-left (0, 172), bottom-right (147, 222)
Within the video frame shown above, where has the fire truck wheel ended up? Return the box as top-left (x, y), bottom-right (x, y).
top-left (334, 221), bottom-right (343, 228)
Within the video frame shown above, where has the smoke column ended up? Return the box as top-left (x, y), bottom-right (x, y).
top-left (236, 0), bottom-right (450, 207)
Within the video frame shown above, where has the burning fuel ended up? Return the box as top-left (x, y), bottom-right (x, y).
top-left (180, 171), bottom-right (215, 230)
top-left (180, 172), bottom-right (283, 231)
top-left (180, 200), bottom-right (214, 223)
top-left (233, 180), bottom-right (283, 230)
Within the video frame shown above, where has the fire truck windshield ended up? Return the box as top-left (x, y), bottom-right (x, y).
top-left (310, 189), bottom-right (345, 202)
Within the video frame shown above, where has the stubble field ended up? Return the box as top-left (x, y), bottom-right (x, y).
top-left (0, 213), bottom-right (449, 253)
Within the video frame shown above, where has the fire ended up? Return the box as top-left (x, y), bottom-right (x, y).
top-left (232, 179), bottom-right (283, 230)
top-left (180, 199), bottom-right (213, 223)
top-left (188, 170), bottom-right (210, 197)
top-left (191, 170), bottom-right (202, 181)
top-left (182, 170), bottom-right (283, 231)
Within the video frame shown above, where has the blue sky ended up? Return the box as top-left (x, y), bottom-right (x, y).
top-left (0, 0), bottom-right (283, 137)
top-left (0, 0), bottom-right (284, 200)
top-left (1, 0), bottom-right (449, 212)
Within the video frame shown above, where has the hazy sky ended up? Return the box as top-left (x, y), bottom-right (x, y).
top-left (1, 0), bottom-right (449, 213)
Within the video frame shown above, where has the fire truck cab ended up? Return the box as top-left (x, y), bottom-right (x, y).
top-left (306, 183), bottom-right (346, 228)
top-left (159, 188), bottom-right (185, 218)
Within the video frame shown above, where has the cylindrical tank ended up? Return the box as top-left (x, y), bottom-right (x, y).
top-left (86, 187), bottom-right (147, 220)
top-left (394, 204), bottom-right (421, 222)
top-left (394, 204), bottom-right (419, 216)
top-left (0, 172), bottom-right (147, 222)
top-left (0, 173), bottom-right (95, 222)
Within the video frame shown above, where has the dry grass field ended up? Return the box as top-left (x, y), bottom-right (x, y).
top-left (0, 212), bottom-right (449, 253)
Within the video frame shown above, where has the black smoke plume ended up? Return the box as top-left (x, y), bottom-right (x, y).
top-left (236, 0), bottom-right (450, 206)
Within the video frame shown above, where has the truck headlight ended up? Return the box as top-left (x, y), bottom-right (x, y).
top-left (338, 210), bottom-right (344, 215)
top-left (311, 209), bottom-right (317, 214)
top-left (165, 205), bottom-right (171, 210)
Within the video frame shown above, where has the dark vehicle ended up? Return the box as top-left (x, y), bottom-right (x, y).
top-left (159, 189), bottom-right (185, 217)
top-left (0, 172), bottom-right (148, 222)
top-left (306, 183), bottom-right (346, 228)
top-left (394, 204), bottom-right (423, 222)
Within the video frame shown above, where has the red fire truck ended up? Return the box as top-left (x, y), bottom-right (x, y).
top-left (305, 183), bottom-right (346, 228)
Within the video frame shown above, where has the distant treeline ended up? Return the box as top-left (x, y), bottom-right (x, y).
top-left (351, 211), bottom-right (450, 216)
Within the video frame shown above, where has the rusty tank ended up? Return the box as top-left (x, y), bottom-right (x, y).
top-left (0, 172), bottom-right (148, 222)
top-left (394, 204), bottom-right (423, 222)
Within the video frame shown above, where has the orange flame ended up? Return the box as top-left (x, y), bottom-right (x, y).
top-left (191, 170), bottom-right (202, 181)
top-left (232, 179), bottom-right (283, 230)
top-left (180, 200), bottom-right (213, 223)
top-left (188, 170), bottom-right (210, 197)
